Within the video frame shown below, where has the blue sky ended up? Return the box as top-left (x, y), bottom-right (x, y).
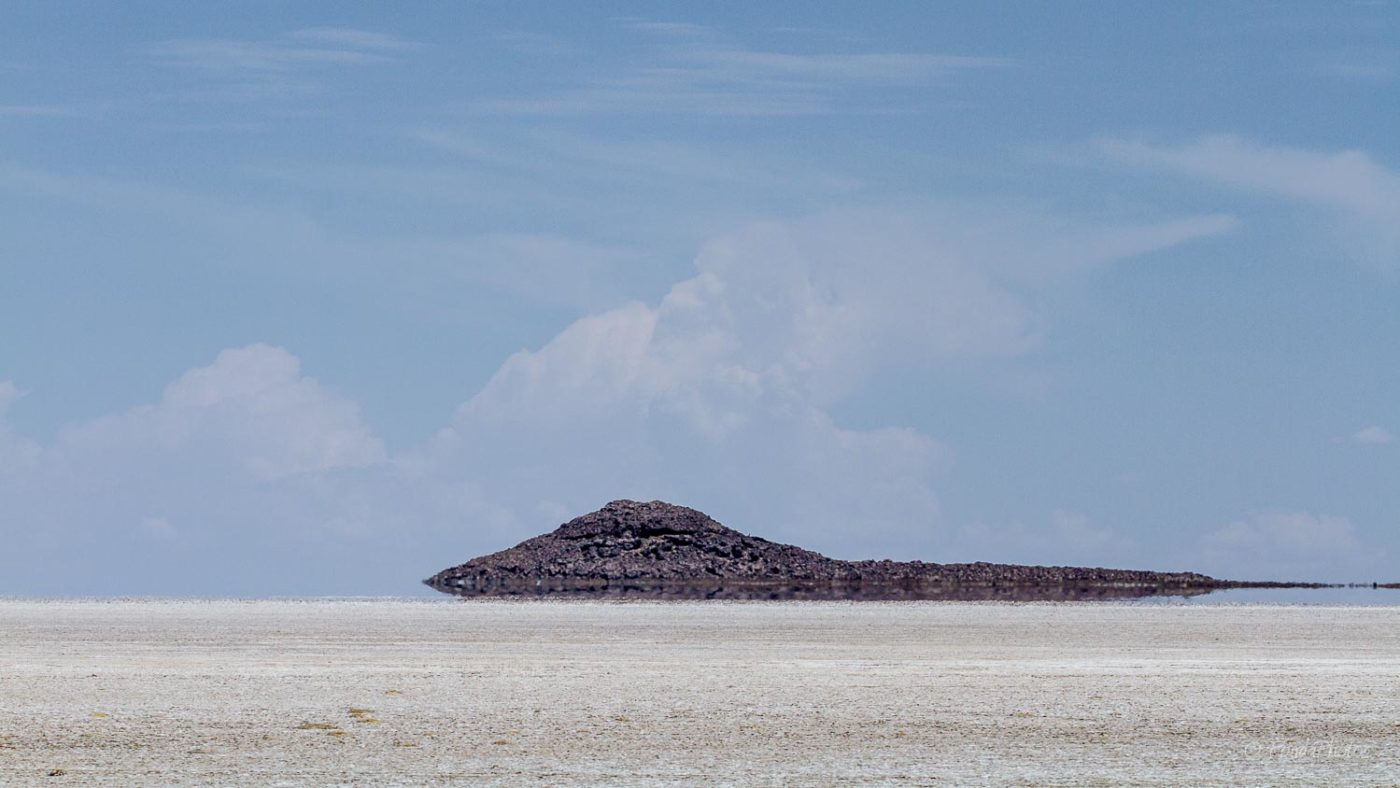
top-left (2, 2), bottom-right (1397, 594)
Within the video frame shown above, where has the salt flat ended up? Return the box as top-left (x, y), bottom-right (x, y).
top-left (1, 600), bottom-right (1398, 786)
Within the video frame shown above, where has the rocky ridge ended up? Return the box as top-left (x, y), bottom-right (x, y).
top-left (425, 500), bottom-right (1228, 600)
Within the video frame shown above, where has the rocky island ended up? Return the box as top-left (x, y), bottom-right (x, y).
top-left (425, 499), bottom-right (1242, 601)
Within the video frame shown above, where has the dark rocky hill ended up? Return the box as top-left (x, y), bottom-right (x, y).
top-left (424, 500), bottom-right (1228, 600)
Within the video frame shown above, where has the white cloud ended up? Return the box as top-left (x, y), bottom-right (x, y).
top-left (435, 208), bottom-right (1224, 558)
top-left (520, 131), bottom-right (863, 192)
top-left (1199, 511), bottom-right (1379, 582)
top-left (1318, 53), bottom-right (1397, 82)
top-left (407, 126), bottom-right (864, 209)
top-left (156, 344), bottom-right (387, 477)
top-left (150, 40), bottom-right (387, 71)
top-left (0, 346), bottom-right (393, 594)
top-left (867, 202), bottom-right (1237, 285)
top-left (55, 344), bottom-right (385, 481)
top-left (692, 48), bottom-right (1013, 82)
top-left (421, 210), bottom-right (1036, 558)
top-left (473, 27), bottom-right (1012, 116)
top-left (288, 28), bottom-right (421, 51)
top-left (494, 31), bottom-right (576, 57)
top-left (431, 261), bottom-right (949, 560)
top-left (149, 29), bottom-right (419, 73)
top-left (620, 21), bottom-right (716, 38)
top-left (0, 105), bottom-right (79, 118)
top-left (1354, 425), bottom-right (1395, 445)
top-left (682, 215), bottom-right (1034, 392)
top-left (140, 516), bottom-right (178, 540)
top-left (0, 207), bottom-right (1247, 593)
top-left (1099, 135), bottom-right (1400, 270)
top-left (458, 212), bottom-right (1040, 424)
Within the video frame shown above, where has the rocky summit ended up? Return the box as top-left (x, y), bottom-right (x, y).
top-left (424, 500), bottom-right (1228, 600)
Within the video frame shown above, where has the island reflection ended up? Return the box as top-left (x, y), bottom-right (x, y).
top-left (435, 580), bottom-right (1220, 602)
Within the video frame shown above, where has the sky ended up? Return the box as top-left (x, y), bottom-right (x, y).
top-left (1, 2), bottom-right (1397, 595)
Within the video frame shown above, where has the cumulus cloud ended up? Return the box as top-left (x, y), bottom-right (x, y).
top-left (432, 208), bottom-right (1229, 559)
top-left (65, 344), bottom-right (386, 480)
top-left (1198, 512), bottom-right (1379, 582)
top-left (1353, 425), bottom-right (1394, 445)
top-left (0, 208), bottom-right (1250, 593)
top-left (455, 212), bottom-right (1042, 427)
top-left (432, 215), bottom-right (981, 558)
top-left (0, 346), bottom-right (387, 594)
top-left (1099, 135), bottom-right (1400, 270)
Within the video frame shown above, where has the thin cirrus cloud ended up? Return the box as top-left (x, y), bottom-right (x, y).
top-left (410, 126), bottom-right (863, 196)
top-left (688, 48), bottom-right (1014, 82)
top-left (288, 27), bottom-right (423, 51)
top-left (147, 28), bottom-right (420, 72)
top-left (1354, 425), bottom-right (1395, 445)
top-left (1098, 135), bottom-right (1400, 271)
top-left (619, 21), bottom-right (716, 38)
top-left (0, 104), bottom-right (80, 118)
top-left (1317, 51), bottom-right (1397, 82)
top-left (472, 24), bottom-right (1013, 116)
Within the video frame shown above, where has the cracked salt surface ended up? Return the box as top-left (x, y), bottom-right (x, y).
top-left (2, 599), bottom-right (1398, 785)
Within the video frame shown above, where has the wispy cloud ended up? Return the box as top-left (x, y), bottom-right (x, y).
top-left (149, 28), bottom-right (419, 73)
top-left (288, 27), bottom-right (422, 50)
top-left (472, 24), bottom-right (1012, 116)
top-left (1354, 425), bottom-right (1395, 444)
top-left (1099, 135), bottom-right (1400, 271)
top-left (408, 128), bottom-right (502, 161)
top-left (150, 40), bottom-right (383, 71)
top-left (691, 48), bottom-right (1011, 82)
top-left (0, 104), bottom-right (79, 118)
top-left (618, 20), bottom-right (715, 38)
top-left (411, 126), bottom-right (862, 194)
top-left (494, 31), bottom-right (576, 57)
top-left (1319, 56), bottom-right (1397, 82)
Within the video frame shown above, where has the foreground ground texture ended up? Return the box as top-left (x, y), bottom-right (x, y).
top-left (1, 600), bottom-right (1397, 786)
